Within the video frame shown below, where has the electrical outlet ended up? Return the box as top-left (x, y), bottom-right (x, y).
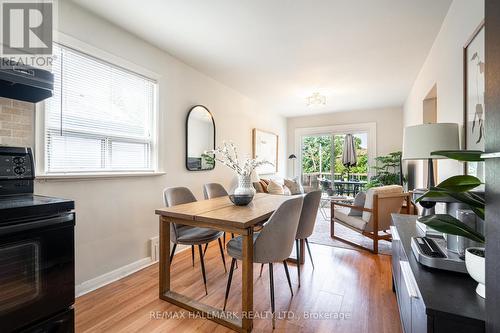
top-left (150, 236), bottom-right (159, 261)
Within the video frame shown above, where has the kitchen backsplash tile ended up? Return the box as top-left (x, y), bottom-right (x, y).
top-left (0, 97), bottom-right (35, 147)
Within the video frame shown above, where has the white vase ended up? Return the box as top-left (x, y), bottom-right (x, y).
top-left (465, 247), bottom-right (485, 298)
top-left (234, 175), bottom-right (256, 196)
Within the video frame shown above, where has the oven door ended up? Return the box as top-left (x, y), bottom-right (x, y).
top-left (0, 213), bottom-right (75, 332)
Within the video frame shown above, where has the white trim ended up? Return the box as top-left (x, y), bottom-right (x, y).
top-left (293, 122), bottom-right (377, 178)
top-left (75, 257), bottom-right (156, 297)
top-left (75, 245), bottom-right (189, 297)
top-left (35, 171), bottom-right (165, 181)
top-left (53, 32), bottom-right (161, 81)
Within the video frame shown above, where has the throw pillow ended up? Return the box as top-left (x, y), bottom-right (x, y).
top-left (348, 192), bottom-right (366, 216)
top-left (253, 182), bottom-right (265, 193)
top-left (267, 180), bottom-right (285, 195)
top-left (284, 178), bottom-right (304, 195)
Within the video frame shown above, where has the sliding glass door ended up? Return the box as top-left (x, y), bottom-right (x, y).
top-left (300, 132), bottom-right (369, 195)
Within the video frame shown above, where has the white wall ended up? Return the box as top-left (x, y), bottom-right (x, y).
top-left (286, 107), bottom-right (404, 176)
top-left (33, 0), bottom-right (286, 285)
top-left (403, 0), bottom-right (484, 188)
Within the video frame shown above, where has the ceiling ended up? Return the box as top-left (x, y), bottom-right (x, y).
top-left (70, 0), bottom-right (452, 117)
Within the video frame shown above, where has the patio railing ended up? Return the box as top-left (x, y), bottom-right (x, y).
top-left (301, 172), bottom-right (368, 195)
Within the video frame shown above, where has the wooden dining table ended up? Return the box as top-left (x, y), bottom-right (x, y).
top-left (155, 193), bottom-right (296, 333)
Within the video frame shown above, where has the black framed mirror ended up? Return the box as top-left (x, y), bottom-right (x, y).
top-left (186, 105), bottom-right (216, 171)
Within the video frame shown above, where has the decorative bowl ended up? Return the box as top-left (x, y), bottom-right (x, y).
top-left (229, 194), bottom-right (254, 206)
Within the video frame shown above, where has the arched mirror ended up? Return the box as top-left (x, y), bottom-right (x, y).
top-left (186, 105), bottom-right (216, 171)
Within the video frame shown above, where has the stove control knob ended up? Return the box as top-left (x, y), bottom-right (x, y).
top-left (14, 166), bottom-right (26, 175)
top-left (13, 157), bottom-right (25, 165)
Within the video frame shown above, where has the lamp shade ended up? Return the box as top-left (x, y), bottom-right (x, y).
top-left (402, 123), bottom-right (459, 160)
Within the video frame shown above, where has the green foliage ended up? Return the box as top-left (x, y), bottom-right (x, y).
top-left (365, 151), bottom-right (404, 188)
top-left (201, 153), bottom-right (215, 167)
top-left (301, 135), bottom-right (368, 177)
top-left (418, 214), bottom-right (485, 243)
top-left (431, 150), bottom-right (484, 162)
top-left (417, 150), bottom-right (486, 243)
top-left (416, 175), bottom-right (485, 220)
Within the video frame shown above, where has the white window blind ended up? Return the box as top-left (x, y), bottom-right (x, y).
top-left (44, 44), bottom-right (157, 173)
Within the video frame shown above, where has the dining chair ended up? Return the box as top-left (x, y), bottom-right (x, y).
top-left (294, 190), bottom-right (322, 287)
top-left (163, 187), bottom-right (227, 295)
top-left (202, 183), bottom-right (235, 245)
top-left (222, 196), bottom-right (303, 328)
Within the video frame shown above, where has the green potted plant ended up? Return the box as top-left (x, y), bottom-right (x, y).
top-left (416, 150), bottom-right (485, 298)
top-left (366, 151), bottom-right (406, 188)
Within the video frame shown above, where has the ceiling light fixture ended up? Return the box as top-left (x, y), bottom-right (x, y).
top-left (306, 92), bottom-right (326, 106)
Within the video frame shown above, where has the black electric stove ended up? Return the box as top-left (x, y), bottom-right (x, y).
top-left (0, 146), bottom-right (75, 333)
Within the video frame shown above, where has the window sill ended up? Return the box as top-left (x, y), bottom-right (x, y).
top-left (35, 171), bottom-right (166, 181)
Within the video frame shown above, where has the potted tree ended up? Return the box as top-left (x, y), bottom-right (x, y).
top-left (416, 150), bottom-right (485, 298)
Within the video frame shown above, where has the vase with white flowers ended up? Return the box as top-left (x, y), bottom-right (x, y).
top-left (206, 142), bottom-right (273, 198)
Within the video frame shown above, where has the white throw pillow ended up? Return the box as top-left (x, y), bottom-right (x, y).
top-left (267, 180), bottom-right (285, 195)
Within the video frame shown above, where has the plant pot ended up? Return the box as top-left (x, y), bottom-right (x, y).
top-left (234, 175), bottom-right (256, 196)
top-left (465, 247), bottom-right (485, 298)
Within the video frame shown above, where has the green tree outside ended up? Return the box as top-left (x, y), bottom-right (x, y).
top-left (301, 135), bottom-right (368, 179)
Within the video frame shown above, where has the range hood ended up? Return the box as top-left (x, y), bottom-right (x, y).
top-left (0, 59), bottom-right (54, 103)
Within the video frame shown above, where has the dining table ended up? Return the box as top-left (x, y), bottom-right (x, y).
top-left (155, 193), bottom-right (297, 333)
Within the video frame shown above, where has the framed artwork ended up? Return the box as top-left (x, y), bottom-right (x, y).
top-left (464, 21), bottom-right (485, 182)
top-left (252, 128), bottom-right (278, 174)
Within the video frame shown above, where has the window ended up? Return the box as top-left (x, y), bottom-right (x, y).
top-left (43, 44), bottom-right (157, 174)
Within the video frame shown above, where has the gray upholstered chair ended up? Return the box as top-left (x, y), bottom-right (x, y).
top-left (294, 190), bottom-right (322, 287)
top-left (202, 183), bottom-right (235, 245)
top-left (163, 187), bottom-right (227, 295)
top-left (223, 196), bottom-right (303, 328)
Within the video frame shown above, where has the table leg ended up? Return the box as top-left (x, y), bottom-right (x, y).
top-left (241, 228), bottom-right (254, 332)
top-left (159, 217), bottom-right (170, 296)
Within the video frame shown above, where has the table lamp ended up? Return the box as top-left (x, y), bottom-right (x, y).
top-left (402, 123), bottom-right (460, 189)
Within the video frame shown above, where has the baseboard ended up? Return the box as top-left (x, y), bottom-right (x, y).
top-left (75, 245), bottom-right (189, 297)
top-left (75, 257), bottom-right (156, 297)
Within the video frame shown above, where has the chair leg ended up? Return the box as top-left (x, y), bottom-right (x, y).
top-left (218, 238), bottom-right (227, 273)
top-left (223, 258), bottom-right (236, 311)
top-left (203, 243), bottom-right (208, 256)
top-left (223, 232), bottom-right (226, 247)
top-left (191, 245), bottom-right (195, 267)
top-left (283, 260), bottom-right (293, 296)
top-left (170, 243), bottom-right (177, 265)
top-left (259, 263), bottom-right (264, 277)
top-left (305, 238), bottom-right (315, 270)
top-left (198, 244), bottom-right (208, 295)
top-left (295, 239), bottom-right (301, 288)
top-left (231, 233), bottom-right (235, 239)
top-left (269, 263), bottom-right (275, 329)
top-left (373, 235), bottom-right (379, 254)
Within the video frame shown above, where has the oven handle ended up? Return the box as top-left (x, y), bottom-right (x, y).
top-left (0, 213), bottom-right (74, 235)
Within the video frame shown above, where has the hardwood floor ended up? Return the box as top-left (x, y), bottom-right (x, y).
top-left (75, 242), bottom-right (402, 333)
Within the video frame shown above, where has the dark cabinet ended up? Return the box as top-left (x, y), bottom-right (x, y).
top-left (391, 215), bottom-right (485, 333)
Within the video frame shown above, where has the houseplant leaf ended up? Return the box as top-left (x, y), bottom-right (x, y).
top-left (435, 175), bottom-right (482, 192)
top-left (431, 150), bottom-right (485, 161)
top-left (418, 214), bottom-right (485, 243)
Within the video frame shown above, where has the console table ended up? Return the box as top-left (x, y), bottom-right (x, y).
top-left (391, 214), bottom-right (485, 333)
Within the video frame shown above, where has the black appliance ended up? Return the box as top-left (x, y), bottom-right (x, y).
top-left (0, 146), bottom-right (75, 333)
top-left (0, 59), bottom-right (54, 103)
